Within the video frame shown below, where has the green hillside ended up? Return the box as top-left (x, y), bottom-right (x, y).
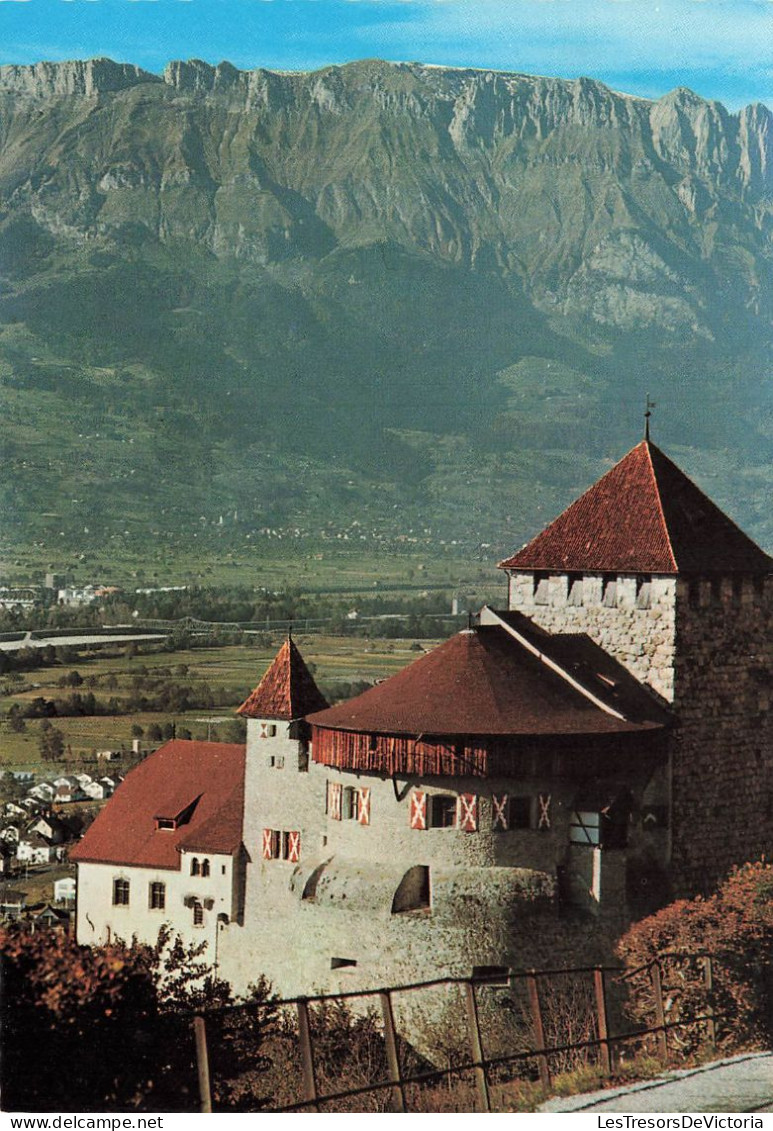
top-left (1, 59), bottom-right (772, 580)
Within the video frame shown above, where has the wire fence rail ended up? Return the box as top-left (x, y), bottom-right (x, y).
top-left (190, 953), bottom-right (722, 1113)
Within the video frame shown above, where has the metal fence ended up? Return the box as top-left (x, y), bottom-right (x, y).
top-left (190, 953), bottom-right (721, 1113)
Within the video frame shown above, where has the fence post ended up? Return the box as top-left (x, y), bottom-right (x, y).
top-left (296, 998), bottom-right (319, 1111)
top-left (702, 956), bottom-right (717, 1049)
top-left (526, 971), bottom-right (551, 1089)
top-left (193, 1015), bottom-right (213, 1113)
top-left (650, 962), bottom-right (668, 1063)
top-left (464, 981), bottom-right (491, 1113)
top-left (593, 968), bottom-right (612, 1077)
top-left (379, 991), bottom-right (407, 1112)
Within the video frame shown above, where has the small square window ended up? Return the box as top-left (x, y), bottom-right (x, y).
top-left (509, 796), bottom-right (532, 829)
top-left (429, 795), bottom-right (457, 829)
top-left (569, 811), bottom-right (601, 846)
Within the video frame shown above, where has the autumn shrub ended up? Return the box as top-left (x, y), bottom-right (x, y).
top-left (0, 926), bottom-right (277, 1113)
top-left (617, 860), bottom-right (773, 1056)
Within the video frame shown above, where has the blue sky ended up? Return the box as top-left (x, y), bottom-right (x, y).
top-left (0, 0), bottom-right (770, 110)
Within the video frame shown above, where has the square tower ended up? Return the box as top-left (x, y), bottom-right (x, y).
top-left (499, 439), bottom-right (773, 895)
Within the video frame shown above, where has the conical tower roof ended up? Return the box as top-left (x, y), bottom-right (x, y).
top-left (499, 440), bottom-right (772, 576)
top-left (237, 638), bottom-right (329, 721)
top-left (307, 624), bottom-right (667, 739)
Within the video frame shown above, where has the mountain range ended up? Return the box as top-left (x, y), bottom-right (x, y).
top-left (1, 57), bottom-right (771, 569)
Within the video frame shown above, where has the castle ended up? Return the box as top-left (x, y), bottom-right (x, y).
top-left (71, 438), bottom-right (773, 999)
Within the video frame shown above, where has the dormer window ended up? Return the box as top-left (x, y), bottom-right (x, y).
top-left (154, 796), bottom-right (201, 832)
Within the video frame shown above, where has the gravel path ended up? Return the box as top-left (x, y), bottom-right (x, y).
top-left (540, 1052), bottom-right (773, 1113)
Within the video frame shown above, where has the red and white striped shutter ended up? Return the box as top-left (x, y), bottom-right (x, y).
top-left (259, 723), bottom-right (268, 739)
top-left (288, 830), bottom-right (301, 863)
top-left (410, 790), bottom-right (427, 830)
top-left (492, 794), bottom-right (509, 830)
top-left (357, 787), bottom-right (371, 826)
top-left (457, 793), bottom-right (478, 832)
top-left (330, 782), bottom-right (342, 821)
top-left (262, 829), bottom-right (274, 859)
top-left (538, 794), bottom-right (552, 830)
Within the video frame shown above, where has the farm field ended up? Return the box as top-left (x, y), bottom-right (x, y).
top-left (0, 635), bottom-right (440, 773)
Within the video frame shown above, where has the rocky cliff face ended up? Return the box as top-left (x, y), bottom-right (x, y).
top-left (1, 59), bottom-right (772, 556)
top-left (2, 58), bottom-right (771, 323)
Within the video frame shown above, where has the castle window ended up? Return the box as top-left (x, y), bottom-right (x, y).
top-left (148, 881), bottom-right (166, 911)
top-left (268, 754), bottom-right (285, 769)
top-left (570, 811), bottom-right (601, 846)
top-left (392, 865), bottom-right (430, 913)
top-left (711, 577), bottom-right (723, 604)
top-left (636, 576), bottom-right (652, 609)
top-left (201, 859), bottom-right (210, 878)
top-left (263, 829), bottom-right (301, 862)
top-left (192, 900), bottom-right (204, 927)
top-left (191, 857), bottom-right (200, 876)
top-left (732, 576), bottom-right (744, 606)
top-left (429, 794), bottom-right (457, 828)
top-left (112, 878), bottom-right (130, 906)
top-left (343, 786), bottom-right (357, 820)
top-left (492, 795), bottom-right (533, 831)
top-left (570, 799), bottom-right (629, 849)
top-left (331, 957), bottom-right (357, 970)
top-left (602, 575), bottom-right (617, 607)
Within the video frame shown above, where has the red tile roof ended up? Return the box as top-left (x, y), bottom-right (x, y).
top-left (69, 740), bottom-right (245, 870)
top-left (237, 637), bottom-right (328, 720)
top-left (499, 441), bottom-right (773, 575)
top-left (307, 625), bottom-right (667, 740)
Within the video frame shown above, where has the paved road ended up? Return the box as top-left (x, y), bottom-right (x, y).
top-left (541, 1052), bottom-right (773, 1113)
top-left (0, 631), bottom-right (167, 652)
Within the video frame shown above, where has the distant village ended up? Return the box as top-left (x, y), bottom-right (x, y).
top-left (0, 762), bottom-right (124, 929)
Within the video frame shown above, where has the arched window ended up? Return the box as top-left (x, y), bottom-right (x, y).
top-left (392, 866), bottom-right (430, 914)
top-left (201, 858), bottom-right (210, 877)
top-left (191, 857), bottom-right (200, 876)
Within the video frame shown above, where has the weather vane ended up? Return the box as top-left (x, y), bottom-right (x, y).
top-left (644, 394), bottom-right (656, 441)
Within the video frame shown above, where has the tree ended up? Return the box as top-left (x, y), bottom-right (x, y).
top-left (8, 704), bottom-right (26, 733)
top-left (130, 724), bottom-right (144, 738)
top-left (0, 924), bottom-right (278, 1112)
top-left (39, 723), bottom-right (65, 762)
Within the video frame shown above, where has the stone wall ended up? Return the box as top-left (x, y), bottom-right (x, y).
top-left (670, 576), bottom-right (773, 894)
top-left (506, 570), bottom-right (677, 700)
top-left (219, 718), bottom-right (663, 998)
top-left (506, 567), bottom-right (773, 899)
